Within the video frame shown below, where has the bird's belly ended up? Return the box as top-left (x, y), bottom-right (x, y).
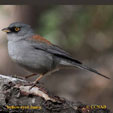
top-left (8, 41), bottom-right (54, 74)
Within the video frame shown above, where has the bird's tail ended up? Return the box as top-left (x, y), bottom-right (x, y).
top-left (60, 59), bottom-right (110, 79)
top-left (74, 63), bottom-right (110, 79)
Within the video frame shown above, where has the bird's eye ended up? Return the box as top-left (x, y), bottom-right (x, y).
top-left (15, 27), bottom-right (20, 32)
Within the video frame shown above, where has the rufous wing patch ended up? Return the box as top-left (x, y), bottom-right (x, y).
top-left (32, 35), bottom-right (51, 45)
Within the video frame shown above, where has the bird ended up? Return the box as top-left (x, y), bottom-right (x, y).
top-left (2, 22), bottom-right (110, 87)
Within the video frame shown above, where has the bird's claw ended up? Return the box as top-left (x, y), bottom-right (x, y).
top-left (29, 81), bottom-right (40, 90)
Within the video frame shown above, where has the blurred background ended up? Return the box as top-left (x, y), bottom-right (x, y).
top-left (0, 5), bottom-right (113, 111)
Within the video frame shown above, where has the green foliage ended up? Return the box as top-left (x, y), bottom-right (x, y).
top-left (36, 5), bottom-right (113, 54)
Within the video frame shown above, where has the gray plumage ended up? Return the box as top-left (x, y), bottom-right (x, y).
top-left (2, 22), bottom-right (110, 79)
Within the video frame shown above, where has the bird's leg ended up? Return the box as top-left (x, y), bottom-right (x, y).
top-left (29, 74), bottom-right (43, 90)
top-left (32, 68), bottom-right (59, 84)
top-left (33, 74), bottom-right (44, 83)
top-left (45, 68), bottom-right (60, 76)
top-left (25, 73), bottom-right (37, 79)
top-left (29, 68), bottom-right (60, 90)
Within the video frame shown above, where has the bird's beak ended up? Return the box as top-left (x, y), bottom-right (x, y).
top-left (2, 27), bottom-right (11, 33)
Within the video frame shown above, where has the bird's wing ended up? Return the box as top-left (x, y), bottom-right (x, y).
top-left (27, 35), bottom-right (110, 79)
top-left (28, 35), bottom-right (82, 64)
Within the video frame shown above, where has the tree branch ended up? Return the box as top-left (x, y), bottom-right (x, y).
top-left (0, 74), bottom-right (110, 113)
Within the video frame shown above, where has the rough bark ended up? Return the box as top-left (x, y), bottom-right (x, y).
top-left (0, 74), bottom-right (111, 113)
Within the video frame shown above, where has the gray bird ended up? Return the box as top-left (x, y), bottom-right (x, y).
top-left (2, 22), bottom-right (110, 86)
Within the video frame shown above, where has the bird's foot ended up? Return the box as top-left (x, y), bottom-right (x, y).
top-left (29, 74), bottom-right (44, 90)
top-left (29, 81), bottom-right (40, 90)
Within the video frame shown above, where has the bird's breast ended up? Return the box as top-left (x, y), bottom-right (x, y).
top-left (8, 41), bottom-right (27, 62)
top-left (8, 41), bottom-right (55, 73)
